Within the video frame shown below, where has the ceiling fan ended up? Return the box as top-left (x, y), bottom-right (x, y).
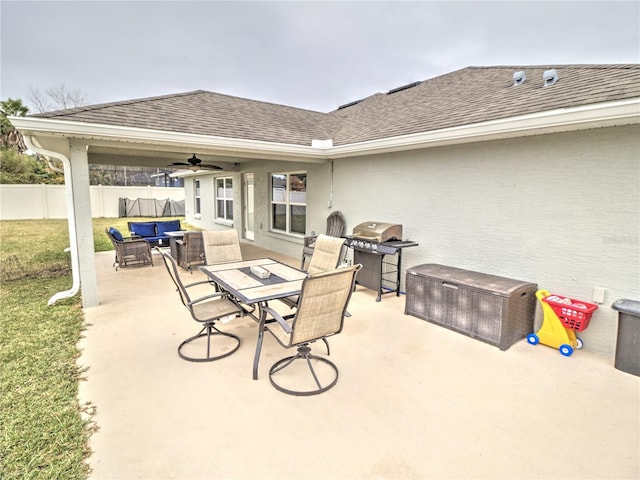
top-left (169, 154), bottom-right (222, 170)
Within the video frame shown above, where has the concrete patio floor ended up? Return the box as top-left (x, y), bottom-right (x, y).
top-left (80, 243), bottom-right (640, 480)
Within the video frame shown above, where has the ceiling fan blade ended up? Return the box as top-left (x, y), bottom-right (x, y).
top-left (168, 155), bottom-right (223, 170)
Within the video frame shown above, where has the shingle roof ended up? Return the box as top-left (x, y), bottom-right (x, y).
top-left (32, 65), bottom-right (640, 147)
top-left (327, 65), bottom-right (640, 145)
top-left (32, 90), bottom-right (336, 145)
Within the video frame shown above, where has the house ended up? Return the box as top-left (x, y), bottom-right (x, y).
top-left (9, 64), bottom-right (639, 357)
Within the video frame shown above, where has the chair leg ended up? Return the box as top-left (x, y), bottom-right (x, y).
top-left (268, 345), bottom-right (339, 396)
top-left (321, 337), bottom-right (330, 355)
top-left (178, 323), bottom-right (240, 362)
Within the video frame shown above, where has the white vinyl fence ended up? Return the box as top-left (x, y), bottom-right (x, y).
top-left (0, 184), bottom-right (185, 220)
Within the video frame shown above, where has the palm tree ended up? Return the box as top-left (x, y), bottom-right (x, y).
top-left (1, 98), bottom-right (29, 152)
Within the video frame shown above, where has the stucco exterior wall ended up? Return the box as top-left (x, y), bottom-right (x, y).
top-left (185, 173), bottom-right (244, 232)
top-left (184, 160), bottom-right (338, 257)
top-left (329, 125), bottom-right (639, 358)
top-left (241, 161), bottom-right (310, 257)
top-left (182, 124), bottom-right (638, 358)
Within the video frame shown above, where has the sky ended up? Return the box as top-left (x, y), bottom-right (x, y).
top-left (1, 1), bottom-right (639, 113)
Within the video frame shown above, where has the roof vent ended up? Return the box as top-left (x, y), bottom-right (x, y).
top-left (543, 69), bottom-right (559, 87)
top-left (387, 81), bottom-right (421, 95)
top-left (337, 99), bottom-right (362, 110)
top-left (513, 71), bottom-right (526, 86)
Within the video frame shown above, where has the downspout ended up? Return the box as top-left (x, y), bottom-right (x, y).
top-left (45, 157), bottom-right (64, 173)
top-left (23, 135), bottom-right (81, 305)
top-left (328, 159), bottom-right (334, 209)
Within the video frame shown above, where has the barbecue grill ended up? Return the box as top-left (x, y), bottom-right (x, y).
top-left (345, 221), bottom-right (418, 301)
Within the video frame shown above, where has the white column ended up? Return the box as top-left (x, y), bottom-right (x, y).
top-left (69, 140), bottom-right (99, 307)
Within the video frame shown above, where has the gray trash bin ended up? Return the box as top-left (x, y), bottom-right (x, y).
top-left (611, 299), bottom-right (640, 377)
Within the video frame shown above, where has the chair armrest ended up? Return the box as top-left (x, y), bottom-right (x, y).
top-left (184, 280), bottom-right (240, 307)
top-left (183, 279), bottom-right (221, 289)
top-left (119, 239), bottom-right (151, 252)
top-left (187, 290), bottom-right (231, 306)
top-left (123, 237), bottom-right (148, 243)
top-left (262, 306), bottom-right (293, 334)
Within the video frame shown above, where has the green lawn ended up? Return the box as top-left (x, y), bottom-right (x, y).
top-left (0, 217), bottom-right (183, 479)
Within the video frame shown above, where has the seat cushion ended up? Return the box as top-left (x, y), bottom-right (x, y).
top-left (141, 236), bottom-right (170, 245)
top-left (130, 222), bottom-right (157, 237)
top-left (109, 227), bottom-right (124, 241)
top-left (192, 298), bottom-right (242, 320)
top-left (156, 220), bottom-right (181, 235)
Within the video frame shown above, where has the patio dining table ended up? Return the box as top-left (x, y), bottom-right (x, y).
top-left (199, 258), bottom-right (308, 380)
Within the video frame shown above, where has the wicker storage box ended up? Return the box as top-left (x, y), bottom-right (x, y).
top-left (405, 264), bottom-right (537, 350)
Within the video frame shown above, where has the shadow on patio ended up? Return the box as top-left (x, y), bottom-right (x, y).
top-left (80, 243), bottom-right (639, 480)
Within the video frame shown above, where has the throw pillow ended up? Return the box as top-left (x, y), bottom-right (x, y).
top-left (109, 227), bottom-right (124, 241)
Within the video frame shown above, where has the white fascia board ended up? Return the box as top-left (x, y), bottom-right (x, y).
top-left (8, 117), bottom-right (327, 160)
top-left (9, 98), bottom-right (639, 160)
top-left (328, 98), bottom-right (640, 158)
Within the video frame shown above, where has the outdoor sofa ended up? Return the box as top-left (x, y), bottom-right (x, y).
top-left (127, 220), bottom-right (182, 247)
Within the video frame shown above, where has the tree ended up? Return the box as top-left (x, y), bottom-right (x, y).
top-left (1, 97), bottom-right (65, 184)
top-left (27, 84), bottom-right (88, 113)
top-left (0, 148), bottom-right (64, 184)
top-left (0, 98), bottom-right (28, 152)
top-left (21, 84), bottom-right (89, 176)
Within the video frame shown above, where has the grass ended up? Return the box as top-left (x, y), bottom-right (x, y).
top-left (0, 217), bottom-right (184, 479)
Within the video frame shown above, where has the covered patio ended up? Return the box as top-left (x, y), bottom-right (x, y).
top-left (80, 243), bottom-right (639, 480)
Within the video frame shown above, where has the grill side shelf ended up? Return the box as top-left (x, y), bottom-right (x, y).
top-left (345, 238), bottom-right (418, 301)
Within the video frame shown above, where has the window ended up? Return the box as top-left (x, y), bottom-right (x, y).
top-left (194, 180), bottom-right (201, 216)
top-left (216, 177), bottom-right (233, 222)
top-left (271, 172), bottom-right (306, 235)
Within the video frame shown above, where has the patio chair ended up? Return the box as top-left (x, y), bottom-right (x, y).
top-left (301, 211), bottom-right (346, 270)
top-left (201, 229), bottom-right (258, 315)
top-left (258, 264), bottom-right (361, 396)
top-left (202, 230), bottom-right (242, 265)
top-left (306, 234), bottom-right (346, 274)
top-left (176, 231), bottom-right (205, 273)
top-left (105, 227), bottom-right (153, 271)
top-left (157, 248), bottom-right (242, 362)
top-left (280, 234), bottom-right (346, 309)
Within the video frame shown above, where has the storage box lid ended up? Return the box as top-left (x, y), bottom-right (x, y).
top-left (407, 263), bottom-right (536, 296)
